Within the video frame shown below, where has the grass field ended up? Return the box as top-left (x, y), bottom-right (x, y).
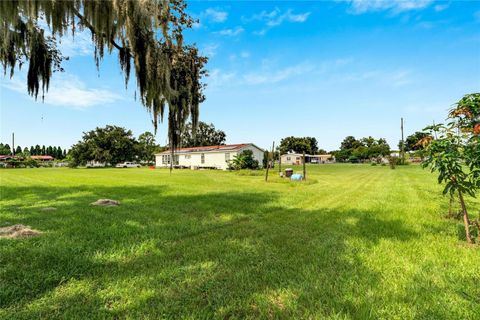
top-left (0, 165), bottom-right (479, 319)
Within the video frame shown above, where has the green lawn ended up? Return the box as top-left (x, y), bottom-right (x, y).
top-left (0, 165), bottom-right (479, 319)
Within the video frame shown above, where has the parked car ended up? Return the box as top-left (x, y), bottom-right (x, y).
top-left (115, 162), bottom-right (141, 168)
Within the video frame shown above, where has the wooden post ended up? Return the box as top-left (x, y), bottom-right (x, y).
top-left (265, 141), bottom-right (274, 182)
top-left (303, 151), bottom-right (306, 180)
top-left (278, 153), bottom-right (282, 174)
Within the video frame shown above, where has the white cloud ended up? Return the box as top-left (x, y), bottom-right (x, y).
top-left (203, 8), bottom-right (228, 23)
top-left (240, 51), bottom-right (251, 59)
top-left (216, 26), bottom-right (244, 37)
top-left (37, 18), bottom-right (93, 57)
top-left (1, 75), bottom-right (121, 109)
top-left (207, 69), bottom-right (237, 87)
top-left (332, 69), bottom-right (414, 87)
top-left (208, 58), bottom-right (353, 89)
top-left (201, 43), bottom-right (219, 57)
top-left (345, 0), bottom-right (434, 14)
top-left (434, 4), bottom-right (449, 12)
top-left (57, 31), bottom-right (93, 57)
top-left (243, 63), bottom-right (314, 85)
top-left (245, 8), bottom-right (311, 35)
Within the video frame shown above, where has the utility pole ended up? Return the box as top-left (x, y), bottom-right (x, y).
top-left (12, 132), bottom-right (15, 156)
top-left (400, 118), bottom-right (405, 165)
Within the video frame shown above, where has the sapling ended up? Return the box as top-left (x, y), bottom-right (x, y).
top-left (421, 93), bottom-right (480, 244)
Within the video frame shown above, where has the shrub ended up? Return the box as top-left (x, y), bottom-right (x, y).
top-left (228, 150), bottom-right (259, 170)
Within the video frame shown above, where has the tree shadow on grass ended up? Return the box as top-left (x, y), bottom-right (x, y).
top-left (1, 185), bottom-right (419, 319)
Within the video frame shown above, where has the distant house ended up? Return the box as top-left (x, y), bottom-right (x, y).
top-left (31, 155), bottom-right (55, 161)
top-left (281, 153), bottom-right (335, 165)
top-left (155, 143), bottom-right (264, 170)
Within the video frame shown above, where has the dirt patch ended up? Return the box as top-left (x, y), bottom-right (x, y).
top-left (0, 224), bottom-right (42, 239)
top-left (91, 199), bottom-right (120, 207)
top-left (41, 207), bottom-right (57, 211)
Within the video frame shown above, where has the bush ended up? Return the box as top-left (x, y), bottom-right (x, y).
top-left (228, 150), bottom-right (260, 170)
top-left (388, 156), bottom-right (399, 169)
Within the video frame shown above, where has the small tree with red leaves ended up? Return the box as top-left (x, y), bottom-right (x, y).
top-left (421, 93), bottom-right (480, 244)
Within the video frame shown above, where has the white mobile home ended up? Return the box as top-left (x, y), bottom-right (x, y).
top-left (280, 153), bottom-right (335, 165)
top-left (155, 143), bottom-right (264, 170)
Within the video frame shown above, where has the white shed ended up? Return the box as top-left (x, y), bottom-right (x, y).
top-left (155, 143), bottom-right (264, 170)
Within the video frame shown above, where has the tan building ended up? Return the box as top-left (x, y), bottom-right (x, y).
top-left (281, 153), bottom-right (335, 165)
top-left (155, 143), bottom-right (264, 170)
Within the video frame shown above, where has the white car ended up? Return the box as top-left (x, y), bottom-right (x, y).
top-left (115, 162), bottom-right (141, 168)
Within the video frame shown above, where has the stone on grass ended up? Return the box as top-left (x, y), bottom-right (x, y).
top-left (0, 224), bottom-right (42, 239)
top-left (91, 199), bottom-right (120, 207)
top-left (41, 207), bottom-right (57, 211)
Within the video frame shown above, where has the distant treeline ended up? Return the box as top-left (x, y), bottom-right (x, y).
top-left (0, 143), bottom-right (67, 159)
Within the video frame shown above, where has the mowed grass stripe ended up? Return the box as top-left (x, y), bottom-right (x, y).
top-left (0, 165), bottom-right (479, 319)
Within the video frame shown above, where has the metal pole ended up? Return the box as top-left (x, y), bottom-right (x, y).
top-left (400, 118), bottom-right (405, 164)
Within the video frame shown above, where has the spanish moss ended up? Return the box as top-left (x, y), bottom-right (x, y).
top-left (0, 0), bottom-right (207, 150)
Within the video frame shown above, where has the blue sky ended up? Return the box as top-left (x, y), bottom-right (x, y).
top-left (1, 0), bottom-right (479, 151)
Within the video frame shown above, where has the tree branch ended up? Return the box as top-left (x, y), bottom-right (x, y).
top-left (72, 7), bottom-right (133, 58)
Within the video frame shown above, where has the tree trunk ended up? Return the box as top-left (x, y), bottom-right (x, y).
top-left (458, 191), bottom-right (473, 244)
top-left (474, 219), bottom-right (480, 243)
top-left (448, 196), bottom-right (454, 218)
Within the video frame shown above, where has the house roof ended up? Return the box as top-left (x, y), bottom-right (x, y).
top-left (156, 143), bottom-right (261, 155)
top-left (31, 155), bottom-right (55, 160)
top-left (281, 153), bottom-right (332, 157)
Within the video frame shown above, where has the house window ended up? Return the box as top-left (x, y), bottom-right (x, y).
top-left (225, 153), bottom-right (230, 162)
top-left (286, 157), bottom-right (291, 161)
top-left (185, 155), bottom-right (191, 159)
top-left (162, 155), bottom-right (170, 164)
top-left (201, 153), bottom-right (205, 164)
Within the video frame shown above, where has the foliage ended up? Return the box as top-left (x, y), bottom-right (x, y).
top-left (228, 150), bottom-right (259, 170)
top-left (0, 143), bottom-right (68, 159)
top-left (69, 127), bottom-right (161, 167)
top-left (279, 136), bottom-right (318, 155)
top-left (136, 132), bottom-right (159, 163)
top-left (180, 121), bottom-right (226, 148)
top-left (421, 93), bottom-right (480, 244)
top-left (69, 125), bottom-right (137, 167)
top-left (0, 143), bottom-right (11, 155)
top-left (334, 136), bottom-right (390, 162)
top-left (388, 156), bottom-right (399, 169)
top-left (1, 0), bottom-right (207, 152)
top-left (401, 131), bottom-right (429, 152)
top-left (263, 150), bottom-right (279, 168)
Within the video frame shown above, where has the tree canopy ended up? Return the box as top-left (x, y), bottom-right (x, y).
top-left (399, 131), bottom-right (429, 152)
top-left (1, 0), bottom-right (207, 151)
top-left (70, 125), bottom-right (137, 166)
top-left (136, 131), bottom-right (161, 163)
top-left (278, 136), bottom-right (319, 155)
top-left (180, 121), bottom-right (226, 148)
top-left (69, 126), bottom-right (161, 166)
top-left (334, 136), bottom-right (390, 162)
